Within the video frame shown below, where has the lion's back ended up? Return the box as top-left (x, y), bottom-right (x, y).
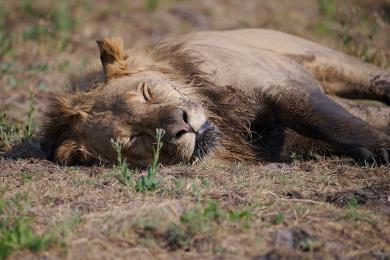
top-left (172, 34), bottom-right (322, 96)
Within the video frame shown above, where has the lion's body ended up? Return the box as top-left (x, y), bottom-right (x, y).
top-left (177, 29), bottom-right (384, 97)
top-left (42, 29), bottom-right (390, 166)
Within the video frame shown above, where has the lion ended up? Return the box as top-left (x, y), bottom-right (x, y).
top-left (41, 29), bottom-right (390, 167)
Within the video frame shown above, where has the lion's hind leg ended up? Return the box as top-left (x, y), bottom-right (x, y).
top-left (219, 29), bottom-right (390, 105)
top-left (294, 52), bottom-right (390, 105)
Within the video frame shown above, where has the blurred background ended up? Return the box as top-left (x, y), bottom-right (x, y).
top-left (0, 0), bottom-right (389, 127)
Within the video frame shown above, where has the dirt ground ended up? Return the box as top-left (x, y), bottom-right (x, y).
top-left (1, 0), bottom-right (390, 259)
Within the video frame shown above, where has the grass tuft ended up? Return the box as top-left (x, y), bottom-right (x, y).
top-left (164, 200), bottom-right (254, 250)
top-left (111, 138), bottom-right (135, 188)
top-left (0, 32), bottom-right (11, 57)
top-left (0, 192), bottom-right (52, 259)
top-left (22, 91), bottom-right (36, 144)
top-left (165, 200), bottom-right (222, 249)
top-left (145, 0), bottom-right (159, 12)
top-left (1, 91), bottom-right (36, 150)
top-left (136, 128), bottom-right (165, 192)
top-left (272, 212), bottom-right (285, 225)
top-left (112, 128), bottom-right (165, 192)
top-left (317, 0), bottom-right (336, 18)
top-left (0, 114), bottom-right (19, 151)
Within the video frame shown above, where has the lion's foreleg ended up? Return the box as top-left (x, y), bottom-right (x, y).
top-left (272, 89), bottom-right (390, 165)
top-left (330, 96), bottom-right (390, 130)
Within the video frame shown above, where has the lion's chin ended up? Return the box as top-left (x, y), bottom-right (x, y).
top-left (162, 122), bottom-right (220, 164)
top-left (190, 122), bottom-right (221, 162)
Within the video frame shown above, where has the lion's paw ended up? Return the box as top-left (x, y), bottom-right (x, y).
top-left (372, 74), bottom-right (390, 105)
top-left (348, 147), bottom-right (390, 166)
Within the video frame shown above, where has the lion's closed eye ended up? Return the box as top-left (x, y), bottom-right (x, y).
top-left (138, 82), bottom-right (152, 101)
top-left (130, 135), bottom-right (140, 145)
top-left (116, 136), bottom-right (137, 151)
top-left (126, 134), bottom-right (148, 148)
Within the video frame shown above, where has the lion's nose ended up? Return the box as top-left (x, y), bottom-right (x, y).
top-left (162, 104), bottom-right (207, 141)
top-left (174, 109), bottom-right (193, 139)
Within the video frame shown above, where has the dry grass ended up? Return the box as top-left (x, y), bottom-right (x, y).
top-left (1, 0), bottom-right (390, 259)
top-left (1, 158), bottom-right (389, 259)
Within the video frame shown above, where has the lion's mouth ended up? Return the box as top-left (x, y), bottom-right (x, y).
top-left (191, 121), bottom-right (221, 162)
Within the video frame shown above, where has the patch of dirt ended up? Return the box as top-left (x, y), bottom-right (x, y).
top-left (70, 200), bottom-right (107, 213)
top-left (284, 190), bottom-right (304, 199)
top-left (271, 227), bottom-right (315, 251)
top-left (252, 249), bottom-right (307, 260)
top-left (326, 185), bottom-right (390, 214)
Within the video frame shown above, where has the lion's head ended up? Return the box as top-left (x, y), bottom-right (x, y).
top-left (42, 37), bottom-right (220, 167)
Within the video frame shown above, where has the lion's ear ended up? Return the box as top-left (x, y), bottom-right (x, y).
top-left (54, 139), bottom-right (79, 165)
top-left (96, 37), bottom-right (127, 76)
top-left (54, 139), bottom-right (93, 165)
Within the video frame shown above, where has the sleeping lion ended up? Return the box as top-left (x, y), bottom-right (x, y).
top-left (42, 29), bottom-right (390, 167)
